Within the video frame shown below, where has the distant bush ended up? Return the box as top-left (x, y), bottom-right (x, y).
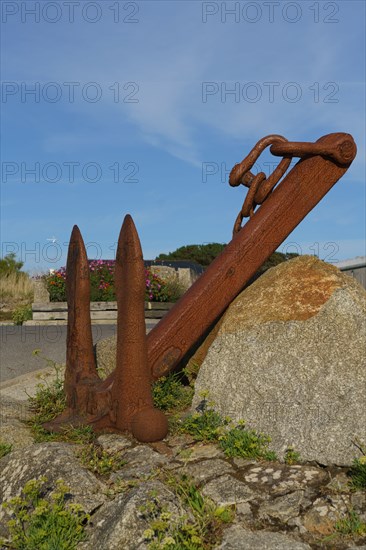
top-left (0, 253), bottom-right (24, 276)
top-left (46, 261), bottom-right (174, 303)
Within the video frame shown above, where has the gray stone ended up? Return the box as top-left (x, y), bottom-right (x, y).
top-left (258, 490), bottom-right (309, 523)
top-left (110, 444), bottom-right (169, 481)
top-left (96, 433), bottom-right (133, 454)
top-left (0, 442), bottom-right (106, 536)
top-left (302, 495), bottom-right (351, 536)
top-left (94, 334), bottom-right (117, 379)
top-left (192, 256), bottom-right (366, 466)
top-left (215, 524), bottom-right (312, 549)
top-left (0, 399), bottom-right (35, 450)
top-left (183, 458), bottom-right (235, 484)
top-left (177, 443), bottom-right (225, 461)
top-left (201, 474), bottom-right (254, 508)
top-left (241, 463), bottom-right (327, 495)
top-left (79, 480), bottom-right (183, 550)
top-left (33, 279), bottom-right (50, 303)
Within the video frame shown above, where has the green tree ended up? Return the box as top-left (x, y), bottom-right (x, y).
top-left (156, 243), bottom-right (226, 267)
top-left (0, 253), bottom-right (24, 276)
top-left (156, 244), bottom-right (298, 271)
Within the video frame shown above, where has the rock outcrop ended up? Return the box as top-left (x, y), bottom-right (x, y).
top-left (1, 437), bottom-right (365, 549)
top-left (192, 256), bottom-right (366, 466)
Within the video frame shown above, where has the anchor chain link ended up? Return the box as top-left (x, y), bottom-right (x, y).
top-left (229, 133), bottom-right (356, 234)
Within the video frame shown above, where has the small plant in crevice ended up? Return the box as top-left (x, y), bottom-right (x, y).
top-left (180, 408), bottom-right (229, 443)
top-left (182, 360), bottom-right (200, 386)
top-left (152, 372), bottom-right (193, 413)
top-left (347, 439), bottom-right (366, 491)
top-left (284, 446), bottom-right (301, 465)
top-left (334, 508), bottom-right (366, 537)
top-left (219, 422), bottom-right (277, 461)
top-left (0, 441), bottom-right (12, 459)
top-left (0, 477), bottom-right (90, 550)
top-left (348, 456), bottom-right (366, 490)
top-left (179, 393), bottom-right (277, 461)
top-left (141, 473), bottom-right (234, 549)
top-left (78, 443), bottom-right (126, 476)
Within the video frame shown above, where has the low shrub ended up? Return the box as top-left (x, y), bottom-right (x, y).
top-left (12, 304), bottom-right (32, 325)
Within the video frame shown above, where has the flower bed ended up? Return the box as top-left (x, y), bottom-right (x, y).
top-left (46, 260), bottom-right (172, 303)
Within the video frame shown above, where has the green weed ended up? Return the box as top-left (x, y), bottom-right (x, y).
top-left (349, 456), bottom-right (366, 490)
top-left (78, 444), bottom-right (126, 476)
top-left (219, 423), bottom-right (277, 461)
top-left (0, 477), bottom-right (89, 549)
top-left (153, 372), bottom-right (193, 412)
top-left (142, 473), bottom-right (234, 549)
top-left (284, 446), bottom-right (301, 465)
top-left (335, 508), bottom-right (366, 536)
top-left (0, 441), bottom-right (12, 459)
top-left (180, 409), bottom-right (229, 442)
top-left (180, 397), bottom-right (276, 461)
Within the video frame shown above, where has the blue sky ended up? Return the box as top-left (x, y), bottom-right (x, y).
top-left (1, 0), bottom-right (365, 273)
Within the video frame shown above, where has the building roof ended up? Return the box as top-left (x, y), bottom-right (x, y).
top-left (333, 256), bottom-right (366, 270)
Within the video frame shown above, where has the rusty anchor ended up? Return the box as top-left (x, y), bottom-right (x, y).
top-left (44, 131), bottom-right (356, 442)
top-left (44, 215), bottom-right (168, 442)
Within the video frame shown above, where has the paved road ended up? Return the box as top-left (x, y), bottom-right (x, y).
top-left (0, 322), bottom-right (157, 383)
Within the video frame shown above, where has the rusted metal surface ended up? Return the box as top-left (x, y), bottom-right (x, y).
top-left (43, 226), bottom-right (100, 431)
top-left (141, 132), bottom-right (356, 380)
top-left (44, 216), bottom-right (168, 442)
top-left (45, 131), bottom-right (356, 442)
top-left (111, 215), bottom-right (168, 441)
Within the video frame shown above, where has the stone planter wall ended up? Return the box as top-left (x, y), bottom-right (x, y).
top-left (32, 278), bottom-right (175, 322)
top-left (31, 301), bottom-right (174, 322)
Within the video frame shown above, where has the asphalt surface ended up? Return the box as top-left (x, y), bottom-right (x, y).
top-left (0, 322), bottom-right (157, 383)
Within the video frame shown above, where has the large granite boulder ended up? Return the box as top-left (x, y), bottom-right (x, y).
top-left (192, 256), bottom-right (366, 466)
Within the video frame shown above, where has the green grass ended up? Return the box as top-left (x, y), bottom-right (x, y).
top-left (0, 441), bottom-right (13, 458)
top-left (1, 477), bottom-right (89, 550)
top-left (348, 456), bottom-right (366, 490)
